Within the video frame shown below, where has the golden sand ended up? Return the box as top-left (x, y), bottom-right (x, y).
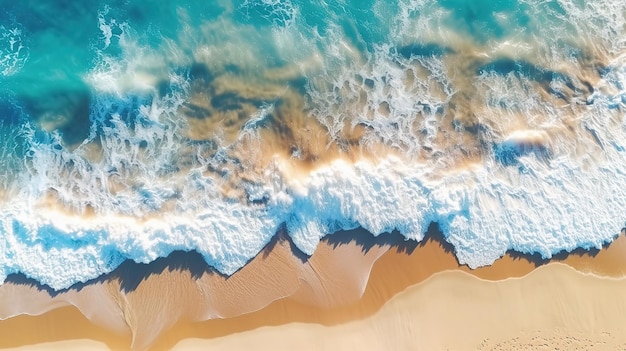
top-left (1, 230), bottom-right (625, 350)
top-left (171, 264), bottom-right (626, 351)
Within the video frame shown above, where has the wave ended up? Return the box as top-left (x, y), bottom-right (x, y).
top-left (0, 0), bottom-right (625, 290)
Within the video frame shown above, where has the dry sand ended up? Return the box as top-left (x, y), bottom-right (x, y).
top-left (1, 230), bottom-right (626, 350)
top-left (171, 264), bottom-right (626, 351)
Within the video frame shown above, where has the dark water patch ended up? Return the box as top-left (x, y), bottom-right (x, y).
top-left (211, 92), bottom-right (247, 111)
top-left (287, 76), bottom-right (309, 96)
top-left (211, 91), bottom-right (271, 113)
top-left (188, 62), bottom-right (215, 82)
top-left (452, 119), bottom-right (490, 135)
top-left (0, 98), bottom-right (24, 127)
top-left (22, 90), bottom-right (89, 119)
top-left (59, 96), bottom-right (91, 147)
top-left (493, 139), bottom-right (552, 167)
top-left (1, 1), bottom-right (99, 34)
top-left (396, 43), bottom-right (453, 59)
top-left (18, 85), bottom-right (92, 146)
top-left (478, 58), bottom-right (571, 84)
top-left (477, 58), bottom-right (597, 104)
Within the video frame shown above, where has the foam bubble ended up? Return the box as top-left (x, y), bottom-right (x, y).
top-left (0, 24), bottom-right (28, 77)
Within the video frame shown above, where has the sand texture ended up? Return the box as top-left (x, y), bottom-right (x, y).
top-left (1, 230), bottom-right (625, 350)
top-left (172, 264), bottom-right (626, 351)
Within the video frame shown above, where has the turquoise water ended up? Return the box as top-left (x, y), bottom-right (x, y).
top-left (2, 0), bottom-right (619, 114)
top-left (0, 0), bottom-right (583, 94)
top-left (0, 0), bottom-right (625, 291)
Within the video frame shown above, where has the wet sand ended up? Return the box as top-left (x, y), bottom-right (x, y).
top-left (1, 229), bottom-right (626, 350)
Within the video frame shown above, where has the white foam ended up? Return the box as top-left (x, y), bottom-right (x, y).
top-left (97, 6), bottom-right (115, 49)
top-left (4, 120), bottom-right (626, 290)
top-left (0, 197), bottom-right (284, 289)
top-left (306, 41), bottom-right (454, 152)
top-left (0, 25), bottom-right (28, 77)
top-left (284, 145), bottom-right (626, 268)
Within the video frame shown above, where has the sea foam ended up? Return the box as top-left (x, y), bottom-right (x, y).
top-left (0, 25), bottom-right (28, 77)
top-left (2, 131), bottom-right (626, 290)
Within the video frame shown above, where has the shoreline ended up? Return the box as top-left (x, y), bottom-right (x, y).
top-left (1, 228), bottom-right (625, 350)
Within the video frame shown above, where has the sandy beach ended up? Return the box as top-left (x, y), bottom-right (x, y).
top-left (171, 264), bottom-right (626, 351)
top-left (1, 229), bottom-right (626, 350)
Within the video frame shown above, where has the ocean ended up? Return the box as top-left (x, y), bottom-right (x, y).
top-left (0, 0), bottom-right (624, 290)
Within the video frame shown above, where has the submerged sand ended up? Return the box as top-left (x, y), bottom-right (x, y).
top-left (1, 231), bottom-right (626, 350)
